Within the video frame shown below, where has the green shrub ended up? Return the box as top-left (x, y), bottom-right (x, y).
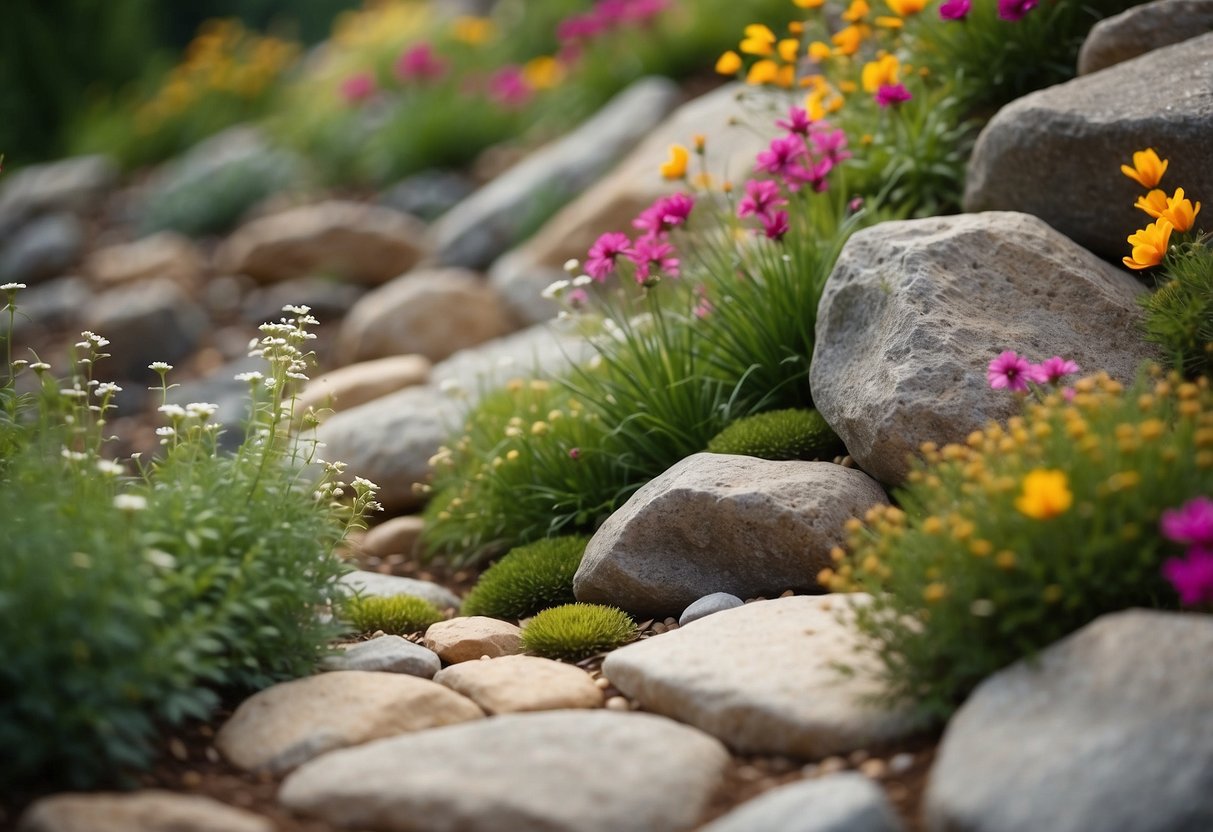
top-left (340, 595), bottom-right (445, 635)
top-left (822, 369), bottom-right (1211, 719)
top-left (521, 603), bottom-right (637, 661)
top-left (707, 408), bottom-right (844, 460)
top-left (461, 536), bottom-right (589, 619)
top-left (1142, 248), bottom-right (1213, 379)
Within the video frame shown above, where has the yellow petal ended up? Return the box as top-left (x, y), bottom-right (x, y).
top-left (715, 50), bottom-right (742, 74)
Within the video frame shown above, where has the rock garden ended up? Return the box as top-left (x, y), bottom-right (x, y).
top-left (2, 0), bottom-right (1212, 830)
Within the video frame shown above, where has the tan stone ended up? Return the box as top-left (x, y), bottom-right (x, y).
top-left (86, 232), bottom-right (205, 289)
top-left (215, 671), bottom-right (483, 774)
top-left (298, 354), bottom-right (431, 418)
top-left (424, 616), bottom-right (524, 664)
top-left (361, 515), bottom-right (427, 559)
top-left (17, 791), bottom-right (272, 832)
top-left (433, 655), bottom-right (604, 714)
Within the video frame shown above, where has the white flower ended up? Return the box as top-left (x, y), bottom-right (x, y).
top-left (148, 362), bottom-right (173, 372)
top-left (113, 494), bottom-right (148, 512)
top-left (351, 476), bottom-right (379, 492)
top-left (563, 258), bottom-right (581, 275)
top-left (30, 361), bottom-right (51, 372)
top-left (158, 404), bottom-right (187, 419)
top-left (155, 426), bottom-right (176, 437)
top-left (59, 387), bottom-right (87, 399)
top-left (79, 331), bottom-right (110, 347)
top-left (572, 274), bottom-right (593, 287)
top-left (144, 549), bottom-right (176, 569)
top-left (282, 304), bottom-right (312, 315)
top-left (96, 459), bottom-right (125, 476)
top-left (1, 282), bottom-right (27, 291)
top-left (95, 382), bottom-right (122, 396)
top-left (60, 448), bottom-right (87, 461)
top-left (185, 402), bottom-right (218, 419)
top-left (234, 371), bottom-right (264, 384)
top-left (541, 279), bottom-right (570, 299)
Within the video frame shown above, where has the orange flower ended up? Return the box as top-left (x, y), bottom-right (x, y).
top-left (886, 0), bottom-right (928, 14)
top-left (777, 38), bottom-right (799, 63)
top-left (1160, 187), bottom-right (1201, 233)
top-left (808, 41), bottom-right (832, 62)
top-left (715, 50), bottom-right (742, 74)
top-left (842, 0), bottom-right (871, 21)
top-left (659, 144), bottom-right (689, 179)
top-left (1122, 219), bottom-right (1174, 270)
top-left (1121, 148), bottom-right (1168, 189)
top-left (793, 0), bottom-right (825, 6)
top-left (1134, 189), bottom-right (1169, 218)
top-left (832, 24), bottom-right (868, 55)
top-left (861, 53), bottom-right (900, 93)
top-left (875, 15), bottom-right (904, 27)
top-left (746, 59), bottom-right (780, 85)
top-left (740, 24), bottom-right (776, 56)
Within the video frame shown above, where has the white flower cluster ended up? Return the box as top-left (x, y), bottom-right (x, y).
top-left (248, 305), bottom-right (319, 383)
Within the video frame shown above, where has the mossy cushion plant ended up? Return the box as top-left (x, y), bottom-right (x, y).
top-left (461, 536), bottom-right (589, 620)
top-left (707, 408), bottom-right (844, 461)
top-left (341, 595), bottom-right (445, 636)
top-left (521, 603), bottom-right (637, 662)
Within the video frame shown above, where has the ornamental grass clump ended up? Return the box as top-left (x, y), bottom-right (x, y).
top-left (521, 603), bottom-right (638, 661)
top-left (822, 367), bottom-right (1213, 718)
top-left (461, 535), bottom-right (589, 619)
top-left (340, 595), bottom-right (445, 635)
top-left (707, 408), bottom-right (844, 460)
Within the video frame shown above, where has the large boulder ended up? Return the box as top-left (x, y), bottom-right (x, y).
top-left (602, 595), bottom-right (923, 757)
top-left (809, 212), bottom-right (1155, 487)
top-left (431, 77), bottom-right (680, 270)
top-left (574, 454), bottom-right (888, 619)
top-left (279, 711), bottom-right (729, 832)
top-left (428, 320), bottom-right (593, 400)
top-left (926, 609), bottom-right (1213, 832)
top-left (965, 33), bottom-right (1213, 260)
top-left (216, 200), bottom-right (429, 284)
top-left (1078, 0), bottom-right (1213, 75)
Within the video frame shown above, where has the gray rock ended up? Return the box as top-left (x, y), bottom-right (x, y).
top-left (321, 635), bottom-right (442, 678)
top-left (965, 34), bottom-right (1213, 260)
top-left (337, 268), bottom-right (517, 364)
top-left (340, 570), bottom-right (461, 611)
top-left (700, 773), bottom-right (903, 832)
top-left (17, 790), bottom-right (273, 832)
top-left (926, 609), bottom-right (1213, 832)
top-left (0, 275), bottom-right (90, 334)
top-left (216, 671), bottom-right (483, 774)
top-left (432, 77), bottom-right (680, 269)
top-left (679, 592), bottom-right (744, 627)
top-left (0, 155), bottom-right (117, 235)
top-left (279, 710), bottom-right (729, 832)
top-left (1078, 0), bottom-right (1213, 75)
top-left (603, 595), bottom-right (923, 757)
top-left (487, 259), bottom-right (565, 325)
top-left (86, 278), bottom-right (210, 381)
top-left (809, 212), bottom-right (1154, 487)
top-left (574, 454), bottom-right (888, 619)
top-left (315, 385), bottom-right (460, 512)
top-left (243, 277), bottom-right (367, 327)
top-left (379, 169), bottom-right (477, 222)
top-left (0, 213), bottom-right (83, 283)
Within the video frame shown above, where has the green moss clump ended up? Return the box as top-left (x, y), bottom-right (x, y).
top-left (461, 536), bottom-right (589, 620)
top-left (707, 408), bottom-right (843, 461)
top-left (521, 603), bottom-right (637, 662)
top-left (341, 595), bottom-right (444, 636)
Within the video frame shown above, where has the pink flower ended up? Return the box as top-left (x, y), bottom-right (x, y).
top-left (585, 232), bottom-right (633, 281)
top-left (567, 288), bottom-right (589, 308)
top-left (809, 124), bottom-right (851, 164)
top-left (737, 179), bottom-right (787, 219)
top-left (874, 84), bottom-right (912, 108)
top-left (632, 193), bottom-right (694, 235)
top-left (339, 72), bottom-right (377, 104)
top-left (568, 447), bottom-right (582, 460)
top-left (629, 236), bottom-right (679, 285)
top-left (760, 210), bottom-right (790, 241)
top-left (755, 134), bottom-right (808, 179)
top-left (1161, 497), bottom-right (1213, 548)
top-left (1034, 356), bottom-right (1080, 384)
top-left (998, 0), bottom-right (1039, 20)
top-left (988, 350), bottom-right (1039, 392)
top-left (395, 43), bottom-right (446, 82)
top-left (776, 107), bottom-right (813, 136)
top-left (939, 0), bottom-right (972, 19)
top-left (787, 158), bottom-right (835, 193)
top-left (848, 196), bottom-right (865, 214)
top-left (693, 285), bottom-right (713, 318)
top-left (488, 66), bottom-right (532, 107)
top-left (1162, 548), bottom-right (1213, 606)
top-left (557, 13), bottom-right (607, 41)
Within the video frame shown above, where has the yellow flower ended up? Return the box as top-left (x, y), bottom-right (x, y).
top-left (777, 38), bottom-right (800, 63)
top-left (451, 15), bottom-right (495, 44)
top-left (1123, 219), bottom-right (1173, 270)
top-left (842, 0), bottom-right (871, 21)
top-left (886, 0), bottom-right (928, 14)
top-left (1134, 188), bottom-right (1169, 218)
top-left (789, 21), bottom-right (806, 34)
top-left (1160, 187), bottom-right (1201, 233)
top-left (832, 24), bottom-right (868, 56)
top-left (1015, 469), bottom-right (1073, 520)
top-left (794, 0), bottom-right (826, 6)
top-left (808, 41), bottom-right (832, 61)
top-left (715, 50), bottom-right (743, 74)
top-left (660, 144), bottom-right (690, 179)
top-left (746, 58), bottom-right (781, 85)
top-left (923, 582), bottom-right (947, 603)
top-left (1121, 148), bottom-right (1168, 189)
top-left (523, 56), bottom-right (564, 90)
top-left (740, 23), bottom-right (777, 55)
top-left (861, 53), bottom-right (900, 93)
top-left (875, 15), bottom-right (904, 27)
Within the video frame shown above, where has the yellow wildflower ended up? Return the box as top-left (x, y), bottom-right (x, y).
top-left (875, 15), bottom-right (904, 27)
top-left (523, 56), bottom-right (564, 90)
top-left (660, 144), bottom-right (690, 179)
top-left (923, 582), bottom-right (947, 603)
top-left (842, 0), bottom-right (871, 21)
top-left (715, 50), bottom-right (743, 74)
top-left (1121, 148), bottom-right (1168, 189)
top-left (740, 23), bottom-right (777, 56)
top-left (1015, 469), bottom-right (1073, 520)
top-left (1134, 189), bottom-right (1169, 218)
top-left (832, 24), bottom-right (868, 56)
top-left (746, 59), bottom-right (781, 85)
top-left (1123, 219), bottom-right (1173, 270)
top-left (886, 0), bottom-right (928, 14)
top-left (794, 0), bottom-right (826, 6)
top-left (861, 53), bottom-right (900, 93)
top-left (692, 133), bottom-right (706, 153)
top-left (789, 21), bottom-right (806, 35)
top-left (808, 41), bottom-right (832, 62)
top-left (777, 38), bottom-right (800, 63)
top-left (451, 15), bottom-right (495, 44)
top-left (1159, 187), bottom-right (1201, 233)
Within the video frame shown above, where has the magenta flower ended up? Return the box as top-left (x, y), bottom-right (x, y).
top-left (339, 72), bottom-right (377, 104)
top-left (760, 210), bottom-right (790, 241)
top-left (488, 66), bottom-right (532, 107)
top-left (998, 0), bottom-right (1039, 20)
top-left (395, 43), bottom-right (446, 82)
top-left (988, 350), bottom-right (1039, 392)
top-left (755, 134), bottom-right (808, 179)
top-left (848, 196), bottom-right (865, 214)
top-left (875, 84), bottom-right (913, 108)
top-left (1034, 356), bottom-right (1080, 384)
top-left (585, 232), bottom-right (633, 282)
top-left (568, 447), bottom-right (582, 460)
top-left (787, 157), bottom-right (835, 193)
top-left (1161, 497), bottom-right (1213, 548)
top-left (567, 288), bottom-right (589, 308)
top-left (737, 179), bottom-right (787, 219)
top-left (1162, 549), bottom-right (1213, 606)
top-left (776, 107), bottom-right (813, 136)
top-left (633, 193), bottom-right (694, 235)
top-left (557, 13), bottom-right (607, 41)
top-left (939, 0), bottom-right (972, 19)
top-left (629, 236), bottom-right (680, 285)
top-left (809, 124), bottom-right (851, 164)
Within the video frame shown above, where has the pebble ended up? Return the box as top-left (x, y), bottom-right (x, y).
top-left (859, 758), bottom-right (888, 779)
top-left (888, 752), bottom-right (915, 775)
top-left (605, 696), bottom-right (630, 711)
top-left (818, 756), bottom-right (847, 776)
top-left (595, 677), bottom-right (611, 690)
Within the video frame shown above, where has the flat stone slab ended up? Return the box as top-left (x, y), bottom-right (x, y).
top-left (17, 791), bottom-right (272, 832)
top-left (424, 617), bottom-right (523, 663)
top-left (700, 773), bottom-right (903, 832)
top-left (433, 654), bottom-right (603, 714)
top-left (603, 595), bottom-right (923, 757)
top-left (216, 671), bottom-right (483, 774)
top-left (340, 570), bottom-right (460, 611)
top-left (279, 710), bottom-right (730, 832)
top-left (320, 635), bottom-right (441, 678)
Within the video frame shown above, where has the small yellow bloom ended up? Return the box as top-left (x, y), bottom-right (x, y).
top-left (831, 24), bottom-right (868, 56)
top-left (523, 56), bottom-right (564, 90)
top-left (788, 21), bottom-right (806, 34)
top-left (777, 38), bottom-right (800, 63)
top-left (1121, 148), bottom-right (1168, 189)
top-left (1160, 187), bottom-right (1201, 233)
top-left (842, 0), bottom-right (871, 22)
top-left (995, 550), bottom-right (1017, 570)
top-left (808, 41), bottom-right (832, 61)
top-left (923, 582), bottom-right (947, 603)
top-left (1123, 219), bottom-right (1173, 270)
top-left (506, 449), bottom-right (520, 462)
top-left (1134, 188), bottom-right (1169, 218)
top-left (861, 53), bottom-right (900, 93)
top-left (794, 0), bottom-right (826, 6)
top-left (839, 79), bottom-right (858, 93)
top-left (692, 133), bottom-right (706, 153)
top-left (886, 0), bottom-right (928, 14)
top-left (746, 58), bottom-right (781, 85)
top-left (875, 16), bottom-right (904, 28)
top-left (451, 15), bottom-right (495, 44)
top-left (740, 23), bottom-right (777, 55)
top-left (660, 144), bottom-right (690, 179)
top-left (715, 50), bottom-right (743, 74)
top-left (1015, 469), bottom-right (1073, 520)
